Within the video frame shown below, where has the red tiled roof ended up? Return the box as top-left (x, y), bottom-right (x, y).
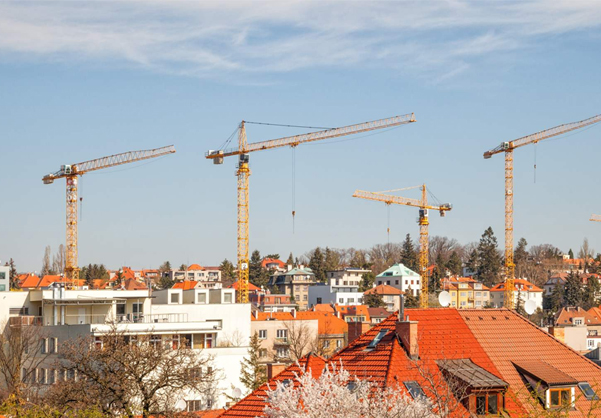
top-left (555, 306), bottom-right (601, 326)
top-left (123, 278), bottom-right (147, 291)
top-left (460, 309), bottom-right (601, 416)
top-left (188, 264), bottom-right (203, 271)
top-left (173, 281), bottom-right (199, 290)
top-left (252, 311), bottom-right (347, 336)
top-left (335, 305), bottom-right (371, 322)
top-left (228, 281), bottom-right (261, 292)
top-left (312, 304), bottom-right (335, 312)
top-left (489, 278), bottom-right (543, 292)
top-left (367, 307), bottom-right (389, 318)
top-left (261, 258), bottom-right (286, 269)
top-left (364, 284), bottom-right (404, 295)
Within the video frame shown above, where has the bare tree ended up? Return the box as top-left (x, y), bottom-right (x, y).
top-left (51, 244), bottom-right (66, 276)
top-left (275, 321), bottom-right (316, 363)
top-left (47, 327), bottom-right (220, 418)
top-left (429, 236), bottom-right (463, 266)
top-left (0, 320), bottom-right (50, 401)
top-left (41, 245), bottom-right (53, 276)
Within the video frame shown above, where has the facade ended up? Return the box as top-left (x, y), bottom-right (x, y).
top-left (307, 268), bottom-right (369, 308)
top-left (489, 279), bottom-right (543, 310)
top-left (0, 287), bottom-right (250, 411)
top-left (375, 263), bottom-right (421, 297)
top-left (441, 277), bottom-right (490, 309)
top-left (250, 293), bottom-right (297, 313)
top-left (325, 268), bottom-right (370, 289)
top-left (268, 266), bottom-right (317, 310)
top-left (0, 265), bottom-right (9, 291)
top-left (224, 308), bottom-right (601, 417)
top-left (166, 264), bottom-right (222, 287)
top-left (363, 284), bottom-right (403, 312)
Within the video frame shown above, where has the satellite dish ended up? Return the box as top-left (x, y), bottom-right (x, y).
top-left (438, 291), bottom-right (451, 307)
top-left (524, 300), bottom-right (536, 315)
top-left (174, 399), bottom-right (187, 411)
top-left (233, 387), bottom-right (242, 398)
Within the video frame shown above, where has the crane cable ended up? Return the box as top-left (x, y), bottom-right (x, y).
top-left (79, 176), bottom-right (83, 221)
top-left (292, 147), bottom-right (296, 233)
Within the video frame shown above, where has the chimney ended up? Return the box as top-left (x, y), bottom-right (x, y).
top-left (548, 326), bottom-right (565, 343)
top-left (267, 363), bottom-right (287, 380)
top-left (287, 264), bottom-right (293, 272)
top-left (292, 309), bottom-right (296, 318)
top-left (396, 317), bottom-right (419, 360)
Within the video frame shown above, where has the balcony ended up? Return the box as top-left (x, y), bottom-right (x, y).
top-left (274, 337), bottom-right (290, 346)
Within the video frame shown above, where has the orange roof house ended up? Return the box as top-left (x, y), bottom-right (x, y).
top-left (225, 308), bottom-right (601, 417)
top-left (173, 281), bottom-right (200, 290)
top-left (187, 264), bottom-right (204, 271)
top-left (555, 307), bottom-right (601, 327)
top-left (261, 258), bottom-right (286, 270)
top-left (490, 278), bottom-right (543, 293)
top-left (364, 284), bottom-right (404, 295)
top-left (228, 280), bottom-right (261, 292)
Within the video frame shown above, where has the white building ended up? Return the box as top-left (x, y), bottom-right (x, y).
top-left (0, 286), bottom-right (249, 412)
top-left (166, 264), bottom-right (222, 288)
top-left (489, 279), bottom-right (544, 310)
top-left (308, 268), bottom-right (367, 308)
top-left (375, 263), bottom-right (421, 297)
top-left (0, 265), bottom-right (9, 292)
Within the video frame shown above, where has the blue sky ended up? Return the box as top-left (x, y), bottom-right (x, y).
top-left (1, 1), bottom-right (601, 272)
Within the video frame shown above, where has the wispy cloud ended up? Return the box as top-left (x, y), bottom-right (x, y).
top-left (0, 1), bottom-right (600, 82)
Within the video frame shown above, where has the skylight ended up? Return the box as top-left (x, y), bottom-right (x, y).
top-left (404, 381), bottom-right (426, 400)
top-left (578, 382), bottom-right (599, 400)
top-left (367, 329), bottom-right (389, 349)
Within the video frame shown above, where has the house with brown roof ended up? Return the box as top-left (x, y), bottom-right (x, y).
top-left (364, 284), bottom-right (403, 311)
top-left (224, 308), bottom-right (601, 417)
top-left (490, 278), bottom-right (543, 310)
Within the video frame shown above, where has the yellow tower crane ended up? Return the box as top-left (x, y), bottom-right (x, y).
top-left (206, 113), bottom-right (416, 303)
top-left (591, 215), bottom-right (601, 223)
top-left (352, 185), bottom-right (452, 308)
top-left (484, 114), bottom-right (601, 309)
top-left (43, 145), bottom-right (176, 284)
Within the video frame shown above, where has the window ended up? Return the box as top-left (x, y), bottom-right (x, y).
top-left (323, 340), bottom-right (330, 348)
top-left (0, 272), bottom-right (5, 280)
top-left (339, 298), bottom-right (344, 303)
top-left (404, 381), bottom-right (425, 399)
top-left (574, 319), bottom-right (583, 325)
top-left (171, 334), bottom-right (180, 350)
top-left (460, 292), bottom-right (466, 297)
top-left (317, 297), bottom-right (322, 304)
top-left (258, 330), bottom-right (267, 339)
top-left (197, 293), bottom-right (207, 304)
top-left (276, 347), bottom-right (289, 358)
top-left (276, 329), bottom-right (288, 341)
top-left (578, 382), bottom-right (598, 400)
top-left (395, 280), bottom-right (399, 285)
top-left (186, 400), bottom-right (203, 412)
top-left (475, 393), bottom-right (499, 415)
top-left (38, 368), bottom-right (46, 385)
top-left (48, 369), bottom-right (56, 385)
top-left (348, 298), bottom-right (355, 303)
top-left (336, 339), bottom-right (342, 348)
top-left (386, 281), bottom-right (390, 285)
top-left (171, 293), bottom-right (180, 304)
top-left (476, 292), bottom-right (482, 297)
top-left (48, 337), bottom-right (57, 353)
top-left (150, 335), bottom-right (162, 349)
top-left (411, 280), bottom-right (414, 285)
top-left (224, 293), bottom-right (233, 303)
top-left (452, 292), bottom-right (456, 296)
top-left (368, 329), bottom-right (389, 349)
top-left (549, 388), bottom-right (571, 408)
top-left (476, 301), bottom-right (482, 306)
top-left (41, 338), bottom-right (48, 354)
top-left (303, 295), bottom-right (307, 301)
top-left (116, 302), bottom-right (126, 316)
top-left (460, 301), bottom-right (466, 306)
top-left (588, 339), bottom-right (595, 348)
top-left (259, 349), bottom-right (267, 358)
top-left (188, 367), bottom-right (203, 381)
top-left (0, 285), bottom-right (5, 291)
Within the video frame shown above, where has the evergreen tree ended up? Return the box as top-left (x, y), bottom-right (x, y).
top-left (363, 293), bottom-right (385, 308)
top-left (157, 275), bottom-right (174, 289)
top-left (583, 276), bottom-right (600, 310)
top-left (158, 261), bottom-right (172, 277)
top-left (568, 248), bottom-right (574, 260)
top-left (220, 259), bottom-right (236, 285)
top-left (358, 271), bottom-right (376, 292)
top-left (324, 247), bottom-right (340, 273)
top-left (286, 252), bottom-right (294, 266)
top-left (249, 250), bottom-right (269, 289)
top-left (447, 251), bottom-right (462, 276)
top-left (240, 332), bottom-right (267, 392)
top-left (6, 258), bottom-right (19, 290)
top-left (466, 248), bottom-right (478, 274)
top-left (404, 293), bottom-right (420, 308)
top-left (179, 264), bottom-right (187, 271)
top-left (400, 234), bottom-right (418, 272)
top-left (266, 254), bottom-right (280, 260)
top-left (475, 227), bottom-right (502, 288)
top-left (547, 283), bottom-right (564, 312)
top-left (564, 271), bottom-right (583, 307)
top-left (514, 237), bottom-right (528, 278)
top-left (83, 264), bottom-right (94, 288)
top-left (309, 247), bottom-right (326, 282)
top-left (515, 288), bottom-right (526, 317)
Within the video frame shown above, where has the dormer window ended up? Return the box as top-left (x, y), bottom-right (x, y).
top-left (513, 360), bottom-right (577, 410)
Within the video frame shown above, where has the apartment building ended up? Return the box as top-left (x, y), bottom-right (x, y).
top-left (363, 284), bottom-right (403, 312)
top-left (489, 278), bottom-right (543, 310)
top-left (166, 264), bottom-right (222, 287)
top-left (441, 277), bottom-right (490, 309)
top-left (0, 286), bottom-right (250, 411)
top-left (375, 263), bottom-right (421, 297)
top-left (268, 266), bottom-right (316, 310)
top-left (306, 268), bottom-right (368, 308)
top-left (250, 293), bottom-right (297, 313)
top-left (0, 265), bottom-right (9, 291)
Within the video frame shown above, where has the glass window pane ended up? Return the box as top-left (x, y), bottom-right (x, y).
top-left (488, 393), bottom-right (498, 414)
top-left (561, 389), bottom-right (570, 405)
top-left (476, 396), bottom-right (486, 414)
top-left (551, 390), bottom-right (560, 406)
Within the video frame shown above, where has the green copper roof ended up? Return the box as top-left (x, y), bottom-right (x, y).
top-left (376, 263), bottom-right (420, 278)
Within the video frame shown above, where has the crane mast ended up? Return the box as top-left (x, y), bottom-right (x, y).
top-left (207, 113), bottom-right (416, 303)
top-left (352, 185), bottom-right (452, 308)
top-left (484, 113), bottom-right (601, 309)
top-left (43, 145), bottom-right (176, 284)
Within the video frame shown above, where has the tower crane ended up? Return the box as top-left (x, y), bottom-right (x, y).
top-left (43, 145), bottom-right (176, 284)
top-left (206, 113), bottom-right (416, 303)
top-left (591, 215), bottom-right (601, 223)
top-left (484, 113), bottom-right (601, 309)
top-left (352, 185), bottom-right (452, 308)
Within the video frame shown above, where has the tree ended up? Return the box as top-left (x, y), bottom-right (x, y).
top-left (157, 276), bottom-right (174, 290)
top-left (349, 249), bottom-right (368, 269)
top-left (358, 271), bottom-right (376, 292)
top-left (400, 234), bottom-right (419, 272)
top-left (240, 332), bottom-right (267, 392)
top-left (264, 363), bottom-right (439, 418)
top-left (179, 264), bottom-right (187, 271)
top-left (52, 244), bottom-right (66, 275)
top-left (363, 292), bottom-right (385, 308)
top-left (220, 259), bottom-right (236, 286)
top-left (430, 253), bottom-right (446, 293)
top-left (5, 258), bottom-right (19, 290)
top-left (286, 252), bottom-right (295, 266)
top-left (309, 247), bottom-right (326, 282)
top-left (324, 247), bottom-right (340, 273)
top-left (546, 283), bottom-right (564, 312)
top-left (475, 227), bottom-right (502, 288)
top-left (249, 250), bottom-right (269, 289)
top-left (0, 321), bottom-right (50, 401)
top-left (41, 245), bottom-right (53, 276)
top-left (158, 261), bottom-right (171, 276)
top-left (583, 276), bottom-right (600, 310)
top-left (49, 326), bottom-right (219, 418)
top-left (514, 238), bottom-right (528, 278)
top-left (446, 251), bottom-right (462, 277)
top-left (278, 321), bottom-right (316, 363)
top-left (564, 271), bottom-right (583, 307)
top-left (266, 254), bottom-right (280, 260)
top-left (568, 248), bottom-right (574, 260)
top-left (579, 238), bottom-right (595, 271)
top-left (405, 293), bottom-right (420, 308)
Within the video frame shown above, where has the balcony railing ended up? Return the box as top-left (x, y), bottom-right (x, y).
top-left (20, 313), bottom-right (191, 326)
top-left (9, 316), bottom-right (43, 326)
